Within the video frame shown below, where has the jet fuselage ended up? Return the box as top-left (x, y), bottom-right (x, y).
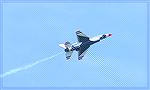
top-left (65, 34), bottom-right (112, 52)
top-left (59, 30), bottom-right (112, 60)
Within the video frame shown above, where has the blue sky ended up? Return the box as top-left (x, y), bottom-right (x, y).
top-left (2, 3), bottom-right (148, 88)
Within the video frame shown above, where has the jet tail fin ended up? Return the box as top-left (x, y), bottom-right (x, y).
top-left (65, 51), bottom-right (73, 60)
top-left (59, 41), bottom-right (73, 60)
top-left (59, 41), bottom-right (72, 49)
top-left (64, 41), bottom-right (71, 48)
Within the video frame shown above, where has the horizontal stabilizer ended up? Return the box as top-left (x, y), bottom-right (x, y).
top-left (59, 44), bottom-right (66, 49)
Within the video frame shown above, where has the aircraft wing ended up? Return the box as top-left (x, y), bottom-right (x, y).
top-left (76, 31), bottom-right (89, 43)
top-left (78, 45), bottom-right (90, 60)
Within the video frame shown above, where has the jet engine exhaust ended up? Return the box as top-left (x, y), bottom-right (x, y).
top-left (0, 52), bottom-right (64, 78)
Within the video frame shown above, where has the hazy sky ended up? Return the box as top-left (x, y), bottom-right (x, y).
top-left (2, 3), bottom-right (148, 88)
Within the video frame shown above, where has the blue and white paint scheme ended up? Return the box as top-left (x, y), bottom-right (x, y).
top-left (59, 30), bottom-right (112, 60)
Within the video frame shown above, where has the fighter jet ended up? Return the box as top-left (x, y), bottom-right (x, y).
top-left (59, 30), bottom-right (112, 60)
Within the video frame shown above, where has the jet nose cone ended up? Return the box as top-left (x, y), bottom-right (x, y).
top-left (108, 34), bottom-right (112, 37)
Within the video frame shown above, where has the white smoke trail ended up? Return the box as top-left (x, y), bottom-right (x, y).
top-left (0, 52), bottom-right (64, 78)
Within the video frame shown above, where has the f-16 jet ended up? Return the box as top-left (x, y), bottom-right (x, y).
top-left (59, 30), bottom-right (112, 60)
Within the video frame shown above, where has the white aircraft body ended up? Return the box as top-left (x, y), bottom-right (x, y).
top-left (59, 30), bottom-right (112, 60)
